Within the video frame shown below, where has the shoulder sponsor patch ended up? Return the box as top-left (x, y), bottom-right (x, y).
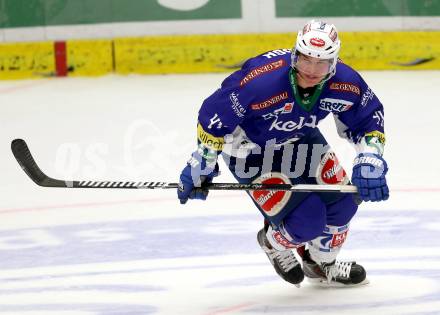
top-left (251, 92), bottom-right (289, 110)
top-left (319, 98), bottom-right (353, 112)
top-left (329, 82), bottom-right (360, 95)
top-left (229, 92), bottom-right (246, 118)
top-left (240, 59), bottom-right (286, 87)
top-left (197, 123), bottom-right (224, 151)
top-left (361, 87), bottom-right (375, 107)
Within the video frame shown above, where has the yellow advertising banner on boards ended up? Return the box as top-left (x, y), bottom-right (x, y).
top-left (1, 31), bottom-right (439, 80)
top-left (0, 0), bottom-right (439, 79)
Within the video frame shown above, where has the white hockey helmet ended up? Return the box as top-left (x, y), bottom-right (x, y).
top-left (292, 20), bottom-right (341, 78)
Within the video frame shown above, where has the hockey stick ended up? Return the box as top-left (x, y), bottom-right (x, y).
top-left (11, 138), bottom-right (358, 193)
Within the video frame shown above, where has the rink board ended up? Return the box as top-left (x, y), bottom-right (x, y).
top-left (0, 31), bottom-right (439, 79)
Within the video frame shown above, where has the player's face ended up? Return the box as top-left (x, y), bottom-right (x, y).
top-left (295, 54), bottom-right (332, 87)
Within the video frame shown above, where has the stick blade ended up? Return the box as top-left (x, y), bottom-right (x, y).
top-left (11, 139), bottom-right (67, 187)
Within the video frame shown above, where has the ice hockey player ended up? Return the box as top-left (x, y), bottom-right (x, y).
top-left (178, 20), bottom-right (389, 287)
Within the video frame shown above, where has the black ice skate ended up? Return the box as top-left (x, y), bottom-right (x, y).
top-left (257, 228), bottom-right (304, 287)
top-left (302, 250), bottom-right (368, 287)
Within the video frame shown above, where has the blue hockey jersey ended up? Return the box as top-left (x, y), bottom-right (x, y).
top-left (197, 49), bottom-right (385, 159)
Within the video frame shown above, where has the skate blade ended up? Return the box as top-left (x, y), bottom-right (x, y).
top-left (307, 277), bottom-right (370, 288)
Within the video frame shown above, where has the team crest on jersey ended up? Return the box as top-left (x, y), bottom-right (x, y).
top-left (251, 92), bottom-right (289, 110)
top-left (329, 82), bottom-right (360, 95)
top-left (251, 173), bottom-right (291, 217)
top-left (240, 59), bottom-right (286, 87)
top-left (316, 151), bottom-right (349, 185)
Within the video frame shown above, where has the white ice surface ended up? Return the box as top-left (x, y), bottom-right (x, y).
top-left (0, 71), bottom-right (439, 314)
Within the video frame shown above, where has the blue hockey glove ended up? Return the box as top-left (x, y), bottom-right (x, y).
top-left (178, 152), bottom-right (219, 204)
top-left (352, 153), bottom-right (389, 202)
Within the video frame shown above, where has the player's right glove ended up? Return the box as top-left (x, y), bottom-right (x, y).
top-left (178, 150), bottom-right (219, 204)
top-left (351, 153), bottom-right (389, 202)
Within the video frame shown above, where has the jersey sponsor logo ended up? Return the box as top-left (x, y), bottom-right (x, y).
top-left (229, 92), bottom-right (246, 117)
top-left (251, 172), bottom-right (291, 217)
top-left (261, 104), bottom-right (317, 133)
top-left (310, 37), bottom-right (325, 47)
top-left (319, 98), bottom-right (353, 112)
top-left (261, 103), bottom-right (293, 120)
top-left (316, 151), bottom-right (349, 185)
top-left (361, 87), bottom-right (375, 107)
top-left (197, 123), bottom-right (224, 151)
top-left (329, 82), bottom-right (361, 95)
top-left (270, 115), bottom-right (318, 132)
top-left (251, 91), bottom-right (289, 110)
top-left (240, 59), bottom-right (286, 86)
top-left (262, 49), bottom-right (291, 59)
top-left (282, 102), bottom-right (294, 113)
top-left (262, 108), bottom-right (283, 120)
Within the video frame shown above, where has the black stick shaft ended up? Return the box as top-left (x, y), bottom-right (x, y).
top-left (11, 139), bottom-right (357, 193)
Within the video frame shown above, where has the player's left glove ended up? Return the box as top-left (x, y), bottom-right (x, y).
top-left (351, 153), bottom-right (389, 202)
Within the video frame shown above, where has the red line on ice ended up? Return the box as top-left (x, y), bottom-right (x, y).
top-left (0, 188), bottom-right (438, 214)
top-left (0, 80), bottom-right (52, 94)
top-left (203, 302), bottom-right (255, 315)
